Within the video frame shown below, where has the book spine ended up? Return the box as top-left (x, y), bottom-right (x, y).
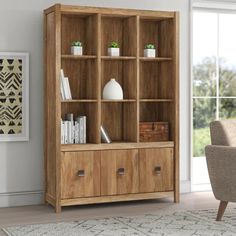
top-left (64, 121), bottom-right (68, 144)
top-left (61, 120), bottom-right (64, 144)
top-left (83, 116), bottom-right (86, 144)
top-left (60, 69), bottom-right (67, 100)
top-left (74, 121), bottom-right (79, 144)
top-left (64, 77), bottom-right (72, 100)
top-left (79, 117), bottom-right (84, 144)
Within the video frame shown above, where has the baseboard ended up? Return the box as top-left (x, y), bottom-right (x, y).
top-left (180, 180), bottom-right (191, 193)
top-left (0, 181), bottom-right (191, 208)
top-left (0, 190), bottom-right (43, 207)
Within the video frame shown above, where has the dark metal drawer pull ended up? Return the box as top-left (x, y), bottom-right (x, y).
top-left (154, 166), bottom-right (161, 175)
top-left (117, 167), bottom-right (125, 175)
top-left (77, 170), bottom-right (85, 177)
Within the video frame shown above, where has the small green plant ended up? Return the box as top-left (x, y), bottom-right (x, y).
top-left (145, 44), bottom-right (155, 49)
top-left (109, 41), bottom-right (119, 48)
top-left (71, 41), bottom-right (82, 47)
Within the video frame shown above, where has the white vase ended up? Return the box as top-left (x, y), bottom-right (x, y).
top-left (108, 48), bottom-right (120, 57)
top-left (71, 46), bottom-right (83, 55)
top-left (102, 78), bottom-right (123, 100)
top-left (144, 49), bottom-right (156, 57)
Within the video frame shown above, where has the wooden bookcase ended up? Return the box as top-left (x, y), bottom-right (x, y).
top-left (44, 4), bottom-right (179, 213)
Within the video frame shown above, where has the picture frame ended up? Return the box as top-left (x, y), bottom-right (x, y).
top-left (0, 52), bottom-right (29, 141)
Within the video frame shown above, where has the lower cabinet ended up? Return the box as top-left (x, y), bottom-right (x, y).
top-left (61, 148), bottom-right (173, 199)
top-left (139, 148), bottom-right (174, 192)
top-left (101, 149), bottom-right (139, 195)
top-left (61, 151), bottom-right (101, 199)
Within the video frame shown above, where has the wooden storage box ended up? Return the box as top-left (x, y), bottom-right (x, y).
top-left (140, 122), bottom-right (169, 142)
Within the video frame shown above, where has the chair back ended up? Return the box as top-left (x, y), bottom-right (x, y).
top-left (210, 120), bottom-right (236, 146)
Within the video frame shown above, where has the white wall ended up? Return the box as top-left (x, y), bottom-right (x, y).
top-left (0, 0), bottom-right (190, 207)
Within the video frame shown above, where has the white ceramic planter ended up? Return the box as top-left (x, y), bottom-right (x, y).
top-left (102, 78), bottom-right (123, 100)
top-left (108, 48), bottom-right (120, 57)
top-left (71, 46), bottom-right (83, 55)
top-left (144, 49), bottom-right (156, 58)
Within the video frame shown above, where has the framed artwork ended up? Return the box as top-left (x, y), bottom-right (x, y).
top-left (0, 52), bottom-right (29, 141)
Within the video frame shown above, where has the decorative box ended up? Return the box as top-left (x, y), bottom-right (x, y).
top-left (139, 122), bottom-right (169, 142)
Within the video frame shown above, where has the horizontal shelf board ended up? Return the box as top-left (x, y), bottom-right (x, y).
top-left (61, 191), bottom-right (174, 206)
top-left (140, 99), bottom-right (173, 102)
top-left (101, 56), bottom-right (136, 60)
top-left (61, 99), bottom-right (98, 103)
top-left (60, 5), bottom-right (175, 19)
top-left (101, 99), bottom-right (136, 102)
top-left (61, 141), bottom-right (174, 151)
top-left (140, 57), bottom-right (172, 61)
top-left (61, 55), bottom-right (97, 59)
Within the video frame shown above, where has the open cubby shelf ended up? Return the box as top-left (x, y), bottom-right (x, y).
top-left (58, 12), bottom-right (176, 143)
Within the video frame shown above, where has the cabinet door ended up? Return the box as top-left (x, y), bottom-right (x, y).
top-left (61, 151), bottom-right (100, 199)
top-left (139, 148), bottom-right (173, 193)
top-left (101, 149), bottom-right (139, 195)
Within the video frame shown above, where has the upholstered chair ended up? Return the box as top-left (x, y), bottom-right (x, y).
top-left (205, 120), bottom-right (236, 221)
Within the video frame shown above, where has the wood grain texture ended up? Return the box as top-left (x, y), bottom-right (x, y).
top-left (59, 4), bottom-right (175, 18)
top-left (139, 148), bottom-right (174, 193)
top-left (44, 4), bottom-right (179, 211)
top-left (61, 191), bottom-right (173, 206)
top-left (61, 151), bottom-right (101, 198)
top-left (61, 14), bottom-right (97, 55)
top-left (101, 150), bottom-right (139, 195)
top-left (61, 141), bottom-right (174, 151)
top-left (173, 12), bottom-right (180, 203)
top-left (216, 201), bottom-right (228, 221)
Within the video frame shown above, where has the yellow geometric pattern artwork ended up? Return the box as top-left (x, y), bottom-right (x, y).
top-left (0, 58), bottom-right (22, 134)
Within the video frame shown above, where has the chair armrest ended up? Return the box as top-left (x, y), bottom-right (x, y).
top-left (205, 145), bottom-right (236, 202)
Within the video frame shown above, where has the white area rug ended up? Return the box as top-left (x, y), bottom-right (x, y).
top-left (2, 208), bottom-right (236, 236)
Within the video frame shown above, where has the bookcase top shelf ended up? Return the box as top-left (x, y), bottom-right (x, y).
top-left (45, 4), bottom-right (176, 19)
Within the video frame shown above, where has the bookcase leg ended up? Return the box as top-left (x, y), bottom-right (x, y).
top-left (174, 192), bottom-right (180, 203)
top-left (55, 204), bottom-right (61, 213)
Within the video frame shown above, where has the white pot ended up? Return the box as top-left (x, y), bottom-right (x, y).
top-left (71, 46), bottom-right (83, 55)
top-left (144, 49), bottom-right (156, 57)
top-left (103, 78), bottom-right (123, 100)
top-left (108, 48), bottom-right (120, 57)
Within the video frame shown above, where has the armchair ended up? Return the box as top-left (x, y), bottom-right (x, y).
top-left (205, 120), bottom-right (236, 221)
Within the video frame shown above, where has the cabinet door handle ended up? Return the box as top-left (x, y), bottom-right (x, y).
top-left (117, 167), bottom-right (125, 175)
top-left (77, 170), bottom-right (85, 177)
top-left (154, 166), bottom-right (161, 175)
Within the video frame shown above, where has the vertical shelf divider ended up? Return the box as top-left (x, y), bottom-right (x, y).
top-left (136, 15), bottom-right (140, 143)
top-left (97, 13), bottom-right (102, 144)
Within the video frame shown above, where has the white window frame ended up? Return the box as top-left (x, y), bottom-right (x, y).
top-left (190, 0), bottom-right (236, 191)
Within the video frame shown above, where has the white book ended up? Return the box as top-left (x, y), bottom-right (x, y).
top-left (64, 77), bottom-right (72, 100)
top-left (60, 69), bottom-right (67, 100)
top-left (74, 121), bottom-right (80, 144)
top-left (68, 121), bottom-right (72, 144)
top-left (60, 84), bottom-right (65, 101)
top-left (83, 116), bottom-right (86, 144)
top-left (77, 116), bottom-right (84, 144)
top-left (64, 121), bottom-right (69, 144)
top-left (61, 120), bottom-right (64, 144)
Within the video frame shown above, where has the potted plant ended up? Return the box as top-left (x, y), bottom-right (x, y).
top-left (144, 44), bottom-right (156, 57)
top-left (108, 41), bottom-right (120, 56)
top-left (71, 41), bottom-right (83, 55)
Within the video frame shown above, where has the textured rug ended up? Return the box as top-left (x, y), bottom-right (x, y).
top-left (2, 208), bottom-right (236, 236)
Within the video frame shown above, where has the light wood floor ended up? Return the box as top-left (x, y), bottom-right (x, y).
top-left (1, 192), bottom-right (235, 236)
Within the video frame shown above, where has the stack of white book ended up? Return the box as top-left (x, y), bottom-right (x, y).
top-left (60, 69), bottom-right (72, 100)
top-left (61, 113), bottom-right (86, 144)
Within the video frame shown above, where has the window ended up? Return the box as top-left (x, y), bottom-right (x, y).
top-left (192, 10), bottom-right (236, 189)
